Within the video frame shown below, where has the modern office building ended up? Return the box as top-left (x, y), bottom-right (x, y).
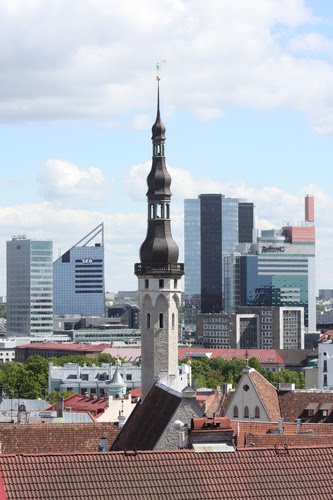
top-left (6, 236), bottom-right (53, 336)
top-left (196, 306), bottom-right (304, 350)
top-left (225, 196), bottom-right (316, 331)
top-left (184, 194), bottom-right (254, 313)
top-left (53, 224), bottom-right (105, 317)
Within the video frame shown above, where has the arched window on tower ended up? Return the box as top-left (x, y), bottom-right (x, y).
top-left (147, 313), bottom-right (150, 329)
top-left (244, 406), bottom-right (249, 418)
top-left (233, 406), bottom-right (238, 418)
top-left (255, 406), bottom-right (260, 419)
top-left (159, 313), bottom-right (164, 329)
top-left (172, 313), bottom-right (175, 329)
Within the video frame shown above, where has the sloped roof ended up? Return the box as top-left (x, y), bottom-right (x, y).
top-left (231, 421), bottom-right (333, 448)
top-left (16, 343), bottom-right (108, 352)
top-left (279, 391), bottom-right (333, 423)
top-left (2, 447), bottom-right (333, 499)
top-left (110, 367), bottom-right (126, 386)
top-left (112, 383), bottom-right (181, 451)
top-left (0, 399), bottom-right (49, 412)
top-left (178, 347), bottom-right (285, 365)
top-left (248, 369), bottom-right (281, 420)
top-left (47, 393), bottom-right (108, 415)
top-left (0, 422), bottom-right (119, 454)
top-left (101, 347), bottom-right (285, 365)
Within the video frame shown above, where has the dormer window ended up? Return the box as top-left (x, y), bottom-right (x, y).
top-left (305, 402), bottom-right (318, 417)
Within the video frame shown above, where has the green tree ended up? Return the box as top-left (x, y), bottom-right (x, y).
top-left (48, 389), bottom-right (75, 404)
top-left (0, 304), bottom-right (6, 318)
top-left (96, 353), bottom-right (118, 364)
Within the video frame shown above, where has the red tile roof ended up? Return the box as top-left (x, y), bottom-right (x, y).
top-left (2, 447), bottom-right (333, 499)
top-left (248, 369), bottom-right (281, 420)
top-left (16, 342), bottom-right (108, 352)
top-left (103, 347), bottom-right (285, 365)
top-left (279, 391), bottom-right (333, 423)
top-left (231, 420), bottom-right (333, 448)
top-left (178, 347), bottom-right (285, 365)
top-left (47, 393), bottom-right (108, 416)
top-left (0, 422), bottom-right (119, 454)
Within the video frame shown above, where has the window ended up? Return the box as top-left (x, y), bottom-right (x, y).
top-left (159, 313), bottom-right (164, 329)
top-left (243, 384), bottom-right (250, 392)
top-left (126, 374), bottom-right (132, 381)
top-left (255, 406), bottom-right (260, 419)
top-left (172, 313), bottom-right (175, 329)
top-left (159, 279), bottom-right (164, 288)
top-left (81, 374), bottom-right (88, 381)
top-left (244, 406), bottom-right (249, 418)
top-left (145, 279), bottom-right (149, 289)
top-left (324, 374), bottom-right (328, 387)
top-left (174, 279), bottom-right (178, 289)
top-left (147, 313), bottom-right (151, 329)
top-left (233, 406), bottom-right (238, 418)
top-left (324, 360), bottom-right (328, 372)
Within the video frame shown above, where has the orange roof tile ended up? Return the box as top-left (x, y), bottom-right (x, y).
top-left (1, 447), bottom-right (333, 498)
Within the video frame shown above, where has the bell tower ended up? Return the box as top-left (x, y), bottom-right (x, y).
top-left (135, 77), bottom-right (184, 400)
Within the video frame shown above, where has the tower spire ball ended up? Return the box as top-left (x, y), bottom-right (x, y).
top-left (156, 60), bottom-right (167, 81)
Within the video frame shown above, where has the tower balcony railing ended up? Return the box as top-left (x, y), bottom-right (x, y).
top-left (134, 262), bottom-right (184, 276)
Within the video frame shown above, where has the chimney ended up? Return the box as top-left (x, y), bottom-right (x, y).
top-left (305, 195), bottom-right (314, 223)
top-left (278, 418), bottom-right (284, 434)
top-left (296, 418), bottom-right (302, 434)
top-left (56, 397), bottom-right (64, 418)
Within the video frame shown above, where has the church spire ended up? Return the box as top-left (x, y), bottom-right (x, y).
top-left (137, 78), bottom-right (180, 266)
top-left (134, 75), bottom-right (184, 401)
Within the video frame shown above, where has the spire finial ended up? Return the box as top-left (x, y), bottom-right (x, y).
top-left (156, 60), bottom-right (167, 81)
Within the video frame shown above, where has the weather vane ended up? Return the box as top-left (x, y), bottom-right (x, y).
top-left (156, 60), bottom-right (167, 80)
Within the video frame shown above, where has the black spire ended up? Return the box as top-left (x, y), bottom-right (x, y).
top-left (137, 79), bottom-right (181, 268)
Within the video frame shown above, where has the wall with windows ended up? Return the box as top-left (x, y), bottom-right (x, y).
top-left (6, 238), bottom-right (53, 337)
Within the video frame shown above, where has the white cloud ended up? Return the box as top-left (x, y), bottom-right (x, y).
top-left (131, 114), bottom-right (152, 129)
top-left (0, 0), bottom-right (333, 133)
top-left (289, 33), bottom-right (333, 57)
top-left (37, 159), bottom-right (109, 203)
top-left (0, 201), bottom-right (146, 295)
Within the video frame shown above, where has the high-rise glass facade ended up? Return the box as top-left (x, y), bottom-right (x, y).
top-left (7, 237), bottom-right (53, 336)
top-left (184, 195), bottom-right (254, 313)
top-left (226, 231), bottom-right (315, 330)
top-left (53, 224), bottom-right (105, 316)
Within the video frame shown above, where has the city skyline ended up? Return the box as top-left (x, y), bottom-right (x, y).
top-left (1, 1), bottom-right (333, 295)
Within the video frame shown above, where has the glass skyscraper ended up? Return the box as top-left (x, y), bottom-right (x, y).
top-left (53, 224), bottom-right (105, 317)
top-left (184, 194), bottom-right (254, 313)
top-left (6, 236), bottom-right (53, 336)
top-left (225, 229), bottom-right (316, 330)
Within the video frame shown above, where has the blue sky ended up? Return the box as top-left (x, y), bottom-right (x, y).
top-left (1, 0), bottom-right (333, 295)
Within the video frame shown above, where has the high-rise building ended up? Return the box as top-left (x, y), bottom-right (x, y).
top-left (196, 306), bottom-right (304, 350)
top-left (184, 194), bottom-right (254, 313)
top-left (53, 224), bottom-right (105, 317)
top-left (135, 79), bottom-right (184, 400)
top-left (6, 236), bottom-right (53, 336)
top-left (225, 196), bottom-right (316, 331)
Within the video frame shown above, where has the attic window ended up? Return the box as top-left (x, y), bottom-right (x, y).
top-left (243, 384), bottom-right (250, 392)
top-left (305, 402), bottom-right (318, 416)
